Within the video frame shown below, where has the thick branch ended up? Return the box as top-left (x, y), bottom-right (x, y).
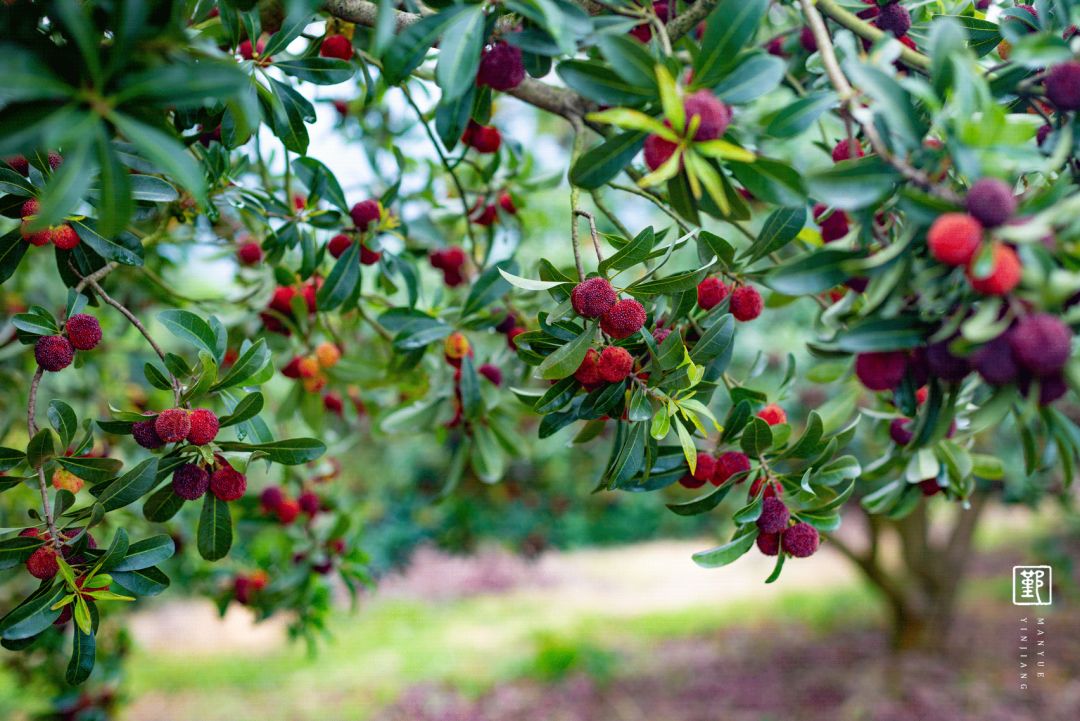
top-left (814, 0), bottom-right (931, 72)
top-left (666, 0), bottom-right (718, 44)
top-left (324, 0), bottom-right (595, 119)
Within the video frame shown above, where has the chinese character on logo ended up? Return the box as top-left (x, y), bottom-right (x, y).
top-left (1013, 566), bottom-right (1052, 606)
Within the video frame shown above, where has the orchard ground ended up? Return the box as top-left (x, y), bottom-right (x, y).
top-left (0, 506), bottom-right (1067, 720)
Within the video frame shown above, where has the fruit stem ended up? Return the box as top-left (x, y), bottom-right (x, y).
top-left (26, 368), bottom-right (61, 548)
top-left (574, 209), bottom-right (605, 264)
top-left (569, 123), bottom-right (588, 281)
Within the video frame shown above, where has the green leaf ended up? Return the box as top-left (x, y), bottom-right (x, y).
top-left (97, 458), bottom-right (158, 512)
top-left (599, 226), bottom-right (656, 274)
top-left (463, 261), bottom-right (515, 319)
top-left (33, 137), bottom-right (95, 229)
top-left (111, 566), bottom-right (170, 596)
top-left (92, 127), bottom-right (133, 238)
top-left (436, 6), bottom-right (486, 102)
top-left (142, 483), bottom-right (185, 523)
top-left (215, 438), bottom-right (326, 465)
top-left (47, 400), bottom-right (78, 450)
top-left (743, 207), bottom-right (806, 263)
top-left (197, 492), bottom-right (232, 561)
top-left (0, 229), bottom-right (29, 285)
top-left (0, 43), bottom-right (75, 102)
top-left (713, 52), bottom-right (785, 104)
top-left (596, 34), bottom-right (658, 91)
top-left (383, 11), bottom-right (459, 85)
top-left (728, 158), bottom-right (806, 207)
top-left (0, 536), bottom-right (44, 570)
top-left (109, 113), bottom-right (207, 206)
top-left (211, 340), bottom-right (269, 392)
top-left (765, 92), bottom-right (837, 138)
top-left (694, 0), bottom-right (769, 87)
top-left (569, 131), bottom-right (646, 189)
top-left (0, 585), bottom-right (66, 640)
top-left (665, 482), bottom-right (734, 516)
top-left (292, 157), bottom-right (348, 214)
top-left (537, 324), bottom-right (595, 380)
top-left (276, 57), bottom-right (355, 85)
top-left (220, 393), bottom-right (264, 428)
top-left (66, 625), bottom-right (95, 684)
top-left (764, 247), bottom-right (862, 296)
top-left (56, 457), bottom-right (122, 484)
top-left (70, 219), bottom-right (144, 266)
top-left (806, 156), bottom-right (900, 211)
top-left (110, 535), bottom-right (175, 572)
top-left (691, 527), bottom-right (757, 568)
top-left (26, 428), bottom-right (56, 469)
top-left (557, 60), bottom-right (656, 105)
top-left (158, 310), bottom-right (218, 359)
top-left (318, 241), bottom-right (361, 312)
top-left (740, 417), bottom-right (773, 457)
top-left (843, 61), bottom-right (926, 150)
top-left (0, 446), bottom-right (25, 473)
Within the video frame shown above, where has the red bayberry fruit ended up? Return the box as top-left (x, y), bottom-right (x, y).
top-left (918, 478), bottom-right (942, 496)
top-left (696, 277), bottom-right (728, 310)
top-left (186, 409), bottom-right (219, 446)
top-left (571, 277), bottom-right (618, 318)
top-left (813, 203), bottom-right (850, 243)
top-left (1045, 61), bottom-right (1080, 111)
top-left (729, 286), bottom-right (763, 322)
top-left (683, 90), bottom-right (731, 141)
top-left (691, 452), bottom-right (717, 482)
top-left (324, 392), bottom-right (344, 415)
top-left (889, 418), bottom-right (914, 445)
top-left (643, 133), bottom-right (678, 171)
top-left (928, 213), bottom-right (983, 266)
top-left (498, 192), bottom-right (517, 215)
top-left (430, 246), bottom-right (467, 272)
top-left (966, 178), bottom-right (1016, 228)
top-left (713, 451), bottom-right (751, 485)
top-left (172, 464), bottom-right (210, 501)
top-left (600, 299), bottom-right (647, 339)
top-left (238, 37), bottom-right (268, 61)
top-left (350, 199), bottom-right (380, 231)
top-left (132, 419), bottom-right (164, 449)
top-left (507, 327), bottom-right (524, 350)
top-left (1009, 313), bottom-right (1072, 377)
top-left (298, 490), bottom-right (320, 515)
top-left (261, 487), bottom-right (285, 512)
top-left (328, 234), bottom-right (352, 258)
top-left (757, 497), bottom-right (791, 534)
top-left (276, 498), bottom-right (301, 524)
top-left (679, 473), bottom-right (707, 489)
top-left (5, 155), bottom-right (29, 175)
top-left (211, 461), bottom-right (247, 501)
top-left (470, 200), bottom-right (498, 226)
top-left (574, 348), bottom-right (603, 387)
top-left (462, 120), bottom-right (502, 154)
top-left (781, 522), bottom-right (820, 558)
top-left (154, 409), bottom-right (191, 443)
top-left (967, 244), bottom-right (1021, 295)
top-left (65, 313), bottom-right (101, 351)
top-left (756, 532), bottom-right (781, 556)
top-left (478, 363), bottom-right (503, 386)
top-left (26, 546), bottom-right (59, 580)
top-left (972, 334), bottom-right (1020, 386)
top-left (51, 224), bottom-right (79, 250)
top-left (476, 41), bottom-right (525, 91)
top-left (876, 2), bottom-right (911, 37)
top-left (319, 34), bottom-right (353, 60)
top-left (597, 346), bottom-right (634, 383)
top-left (758, 404), bottom-right (787, 426)
top-left (360, 244), bottom-right (381, 265)
top-left (800, 26), bottom-right (817, 52)
top-left (831, 138), bottom-right (865, 162)
top-left (855, 351), bottom-right (908, 391)
top-left (237, 241), bottom-right (262, 265)
top-left (35, 335), bottom-right (74, 372)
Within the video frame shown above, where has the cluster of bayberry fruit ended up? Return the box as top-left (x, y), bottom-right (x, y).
top-left (695, 276), bottom-right (763, 322)
top-left (18, 198), bottom-right (79, 250)
top-left (34, 313), bottom-right (102, 372)
top-left (259, 485), bottom-right (322, 525)
top-left (282, 341), bottom-right (342, 394)
top-left (678, 405), bottom-right (787, 489)
top-left (755, 498), bottom-right (820, 559)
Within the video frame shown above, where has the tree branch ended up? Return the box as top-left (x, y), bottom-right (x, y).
top-left (666, 0), bottom-right (718, 44)
top-left (323, 0), bottom-right (596, 120)
top-left (814, 0), bottom-right (931, 72)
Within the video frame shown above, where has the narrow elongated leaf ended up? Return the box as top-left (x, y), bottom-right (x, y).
top-left (197, 493), bottom-right (232, 561)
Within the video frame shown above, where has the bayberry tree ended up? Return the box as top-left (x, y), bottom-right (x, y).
top-left (1, 0), bottom-right (1079, 708)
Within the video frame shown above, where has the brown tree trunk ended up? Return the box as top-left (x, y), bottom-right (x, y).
top-left (830, 492), bottom-right (990, 654)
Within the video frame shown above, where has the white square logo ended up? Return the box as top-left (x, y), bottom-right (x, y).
top-left (1013, 566), bottom-right (1052, 605)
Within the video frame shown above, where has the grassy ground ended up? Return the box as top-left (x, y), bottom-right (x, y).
top-left (123, 581), bottom-right (886, 720)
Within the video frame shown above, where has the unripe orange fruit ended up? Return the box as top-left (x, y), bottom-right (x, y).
top-left (444, 332), bottom-right (470, 360)
top-left (315, 342), bottom-right (341, 369)
top-left (51, 468), bottom-right (84, 493)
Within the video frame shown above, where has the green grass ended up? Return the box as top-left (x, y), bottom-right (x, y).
top-left (117, 580), bottom-right (888, 720)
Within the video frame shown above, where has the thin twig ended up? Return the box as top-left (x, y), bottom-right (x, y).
top-left (569, 123), bottom-right (587, 281)
top-left (83, 276), bottom-right (183, 405)
top-left (574, 210), bottom-right (604, 264)
top-left (589, 189), bottom-right (633, 239)
top-left (26, 368), bottom-right (60, 547)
